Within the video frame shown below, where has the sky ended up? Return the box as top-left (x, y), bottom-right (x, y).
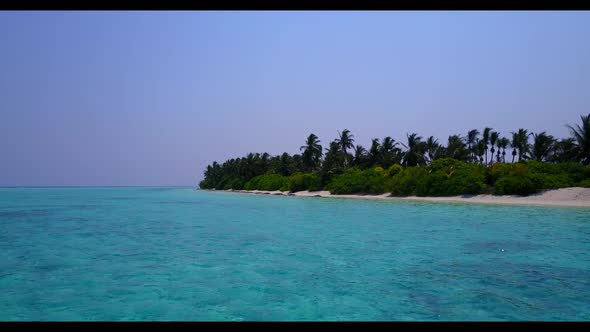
top-left (1, 11), bottom-right (589, 186)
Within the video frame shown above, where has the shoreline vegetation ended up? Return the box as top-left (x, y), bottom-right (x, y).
top-left (199, 114), bottom-right (590, 203)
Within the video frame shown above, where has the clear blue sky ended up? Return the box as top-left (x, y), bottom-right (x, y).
top-left (1, 11), bottom-right (589, 186)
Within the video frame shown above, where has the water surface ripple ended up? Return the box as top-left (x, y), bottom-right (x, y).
top-left (1, 187), bottom-right (589, 320)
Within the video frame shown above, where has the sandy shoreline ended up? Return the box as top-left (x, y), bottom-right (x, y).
top-left (214, 187), bottom-right (590, 208)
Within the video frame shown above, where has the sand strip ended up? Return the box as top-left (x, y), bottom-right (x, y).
top-left (221, 187), bottom-right (590, 208)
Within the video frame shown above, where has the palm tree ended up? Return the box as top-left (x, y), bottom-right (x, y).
top-left (466, 129), bottom-right (480, 162)
top-left (425, 136), bottom-right (439, 164)
top-left (551, 138), bottom-right (580, 163)
top-left (245, 153), bottom-right (256, 178)
top-left (323, 140), bottom-right (345, 174)
top-left (531, 131), bottom-right (555, 162)
top-left (434, 145), bottom-right (447, 160)
top-left (566, 113), bottom-right (590, 164)
top-left (258, 152), bottom-right (271, 174)
top-left (380, 136), bottom-right (401, 168)
top-left (512, 128), bottom-right (531, 161)
top-left (489, 131), bottom-right (499, 166)
top-left (368, 138), bottom-right (381, 167)
top-left (482, 127), bottom-right (492, 165)
top-left (352, 145), bottom-right (368, 168)
top-left (401, 133), bottom-right (427, 167)
top-left (498, 137), bottom-right (509, 162)
top-left (335, 129), bottom-right (355, 169)
top-left (205, 161), bottom-right (222, 184)
top-left (446, 135), bottom-right (470, 161)
top-left (300, 133), bottom-right (323, 172)
top-left (291, 154), bottom-right (304, 173)
top-left (495, 138), bottom-right (502, 163)
top-left (510, 133), bottom-right (518, 163)
top-left (278, 152), bottom-right (294, 176)
top-left (474, 139), bottom-right (485, 163)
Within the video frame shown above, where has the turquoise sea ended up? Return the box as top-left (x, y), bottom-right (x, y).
top-left (1, 187), bottom-right (589, 321)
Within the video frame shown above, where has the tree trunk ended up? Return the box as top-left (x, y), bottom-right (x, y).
top-left (342, 145), bottom-right (347, 170)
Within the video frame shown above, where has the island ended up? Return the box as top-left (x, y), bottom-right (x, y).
top-left (199, 114), bottom-right (590, 207)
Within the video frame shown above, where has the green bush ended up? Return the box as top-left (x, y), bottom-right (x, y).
top-left (308, 176), bottom-right (324, 191)
top-left (443, 168), bottom-right (485, 196)
top-left (214, 179), bottom-right (226, 190)
top-left (523, 160), bottom-right (588, 188)
top-left (456, 164), bottom-right (488, 195)
top-left (244, 174), bottom-right (288, 191)
top-left (223, 178), bottom-right (245, 190)
top-left (386, 164), bottom-right (403, 177)
top-left (199, 179), bottom-right (212, 189)
top-left (326, 169), bottom-right (363, 195)
top-left (390, 167), bottom-right (428, 196)
top-left (415, 159), bottom-right (486, 196)
top-left (365, 169), bottom-right (390, 193)
top-left (232, 159), bottom-right (588, 196)
top-left (327, 168), bottom-right (389, 194)
top-left (580, 166), bottom-right (590, 186)
top-left (316, 169), bottom-right (342, 190)
top-left (525, 160), bottom-right (558, 175)
top-left (415, 171), bottom-right (447, 196)
top-left (528, 173), bottom-right (573, 189)
top-left (287, 172), bottom-right (320, 192)
top-left (373, 166), bottom-right (387, 177)
top-left (556, 162), bottom-right (587, 183)
top-left (493, 175), bottom-right (541, 196)
top-left (487, 160), bottom-right (590, 194)
top-left (490, 162), bottom-right (528, 183)
top-left (429, 158), bottom-right (458, 171)
top-left (243, 177), bottom-right (258, 190)
top-left (510, 162), bottom-right (529, 176)
top-left (490, 162), bottom-right (513, 184)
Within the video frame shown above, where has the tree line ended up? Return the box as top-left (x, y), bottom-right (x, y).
top-left (199, 114), bottom-right (590, 196)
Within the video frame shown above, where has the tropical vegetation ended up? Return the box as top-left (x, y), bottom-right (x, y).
top-left (199, 114), bottom-right (590, 196)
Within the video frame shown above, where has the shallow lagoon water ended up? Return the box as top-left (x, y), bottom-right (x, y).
top-left (1, 187), bottom-right (589, 320)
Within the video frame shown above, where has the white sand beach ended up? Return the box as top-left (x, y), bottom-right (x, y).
top-left (224, 187), bottom-right (590, 208)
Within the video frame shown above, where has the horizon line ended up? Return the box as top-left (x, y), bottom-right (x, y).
top-left (0, 185), bottom-right (198, 188)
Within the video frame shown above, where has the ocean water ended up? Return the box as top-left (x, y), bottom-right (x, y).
top-left (1, 187), bottom-right (589, 321)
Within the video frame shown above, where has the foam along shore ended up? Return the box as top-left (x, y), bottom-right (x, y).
top-left (222, 187), bottom-right (590, 208)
